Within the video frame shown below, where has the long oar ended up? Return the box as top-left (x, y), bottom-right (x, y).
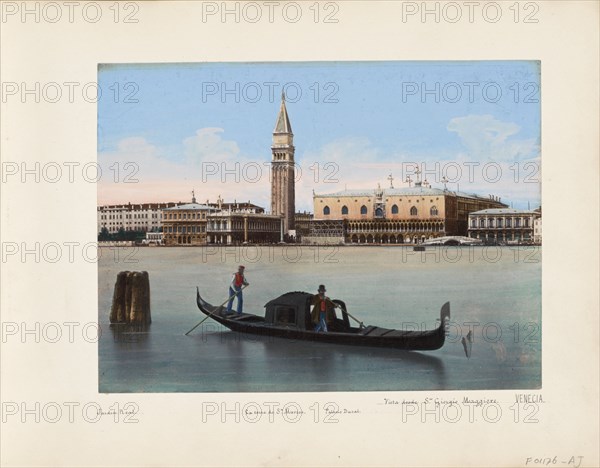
top-left (185, 284), bottom-right (248, 336)
top-left (336, 303), bottom-right (365, 329)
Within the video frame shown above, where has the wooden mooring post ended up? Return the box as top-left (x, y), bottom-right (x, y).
top-left (109, 271), bottom-right (151, 326)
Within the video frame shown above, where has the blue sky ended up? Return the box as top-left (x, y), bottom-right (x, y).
top-left (98, 61), bottom-right (540, 210)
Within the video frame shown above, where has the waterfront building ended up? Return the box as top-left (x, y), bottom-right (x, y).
top-left (161, 193), bottom-right (217, 246)
top-left (270, 93), bottom-right (295, 234)
top-left (99, 192), bottom-right (273, 245)
top-left (207, 209), bottom-right (282, 245)
top-left (312, 175), bottom-right (507, 243)
top-left (468, 208), bottom-right (540, 244)
top-left (97, 202), bottom-right (176, 234)
top-left (206, 200), bottom-right (264, 213)
top-left (533, 217), bottom-right (542, 244)
top-left (303, 219), bottom-right (346, 245)
top-left (142, 232), bottom-right (164, 246)
top-left (294, 211), bottom-right (313, 241)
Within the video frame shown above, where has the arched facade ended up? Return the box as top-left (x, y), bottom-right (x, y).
top-left (312, 185), bottom-right (508, 242)
top-left (345, 219), bottom-right (445, 244)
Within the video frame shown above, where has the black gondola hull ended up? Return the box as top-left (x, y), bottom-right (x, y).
top-left (195, 289), bottom-right (450, 351)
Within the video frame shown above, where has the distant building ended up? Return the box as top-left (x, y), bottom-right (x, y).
top-left (97, 202), bottom-right (176, 234)
top-left (294, 212), bottom-right (313, 241)
top-left (142, 232), bottom-right (164, 246)
top-left (312, 177), bottom-right (507, 243)
top-left (303, 219), bottom-right (346, 245)
top-left (468, 208), bottom-right (540, 244)
top-left (207, 209), bottom-right (282, 245)
top-left (99, 191), bottom-right (277, 245)
top-left (533, 218), bottom-right (542, 244)
top-left (206, 200), bottom-right (265, 213)
top-left (161, 193), bottom-right (217, 246)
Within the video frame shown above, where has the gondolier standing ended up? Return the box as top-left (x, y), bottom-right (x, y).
top-left (227, 265), bottom-right (249, 315)
top-left (311, 284), bottom-right (337, 332)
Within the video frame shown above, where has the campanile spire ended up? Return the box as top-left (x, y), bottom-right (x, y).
top-left (274, 91), bottom-right (293, 134)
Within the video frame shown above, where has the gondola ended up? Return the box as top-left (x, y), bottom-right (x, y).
top-left (195, 288), bottom-right (450, 351)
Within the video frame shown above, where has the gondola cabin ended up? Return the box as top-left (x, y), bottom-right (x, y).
top-left (264, 292), bottom-right (352, 332)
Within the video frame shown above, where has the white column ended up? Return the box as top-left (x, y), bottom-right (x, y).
top-left (280, 217), bottom-right (284, 242)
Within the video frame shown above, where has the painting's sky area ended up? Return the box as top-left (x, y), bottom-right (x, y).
top-left (98, 61), bottom-right (540, 211)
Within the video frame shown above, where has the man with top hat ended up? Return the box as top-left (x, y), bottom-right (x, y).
top-left (311, 284), bottom-right (338, 332)
top-left (227, 265), bottom-right (249, 315)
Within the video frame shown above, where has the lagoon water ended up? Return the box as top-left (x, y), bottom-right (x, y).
top-left (98, 245), bottom-right (541, 393)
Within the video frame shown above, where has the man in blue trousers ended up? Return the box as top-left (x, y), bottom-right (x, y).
top-left (226, 265), bottom-right (249, 315)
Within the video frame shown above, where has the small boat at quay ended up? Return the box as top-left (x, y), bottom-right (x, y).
top-left (194, 288), bottom-right (450, 351)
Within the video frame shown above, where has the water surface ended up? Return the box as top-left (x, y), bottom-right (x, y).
top-left (98, 245), bottom-right (541, 392)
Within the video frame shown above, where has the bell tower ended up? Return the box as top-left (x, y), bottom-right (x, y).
top-left (271, 92), bottom-right (295, 233)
